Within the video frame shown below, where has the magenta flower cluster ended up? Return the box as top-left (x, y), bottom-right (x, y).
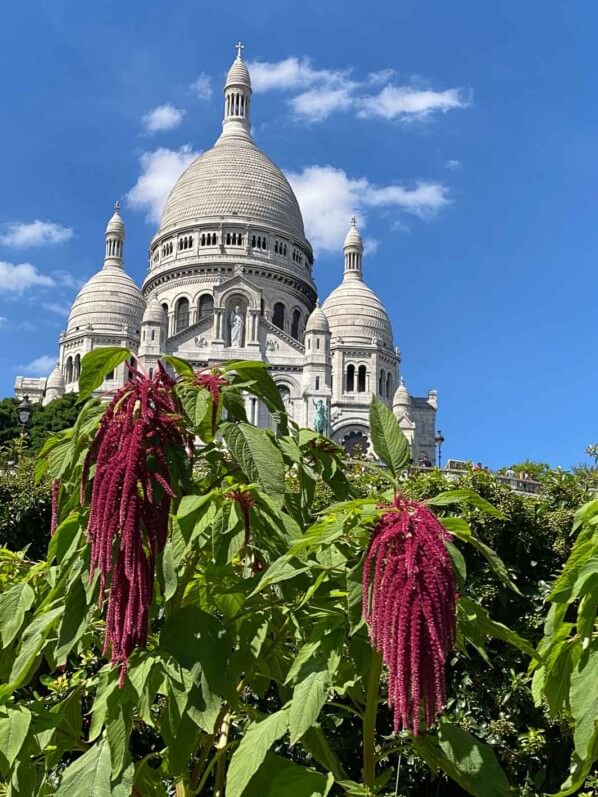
top-left (362, 496), bottom-right (457, 735)
top-left (81, 363), bottom-right (185, 683)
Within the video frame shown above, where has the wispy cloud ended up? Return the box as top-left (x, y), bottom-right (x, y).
top-left (286, 165), bottom-right (450, 253)
top-left (17, 354), bottom-right (56, 376)
top-left (445, 159), bottom-right (462, 170)
top-left (142, 104), bottom-right (186, 134)
top-left (190, 72), bottom-right (212, 100)
top-left (248, 56), bottom-right (470, 123)
top-left (0, 220), bottom-right (73, 248)
top-left (127, 146), bottom-right (199, 223)
top-left (0, 261), bottom-right (55, 295)
top-left (43, 301), bottom-right (71, 317)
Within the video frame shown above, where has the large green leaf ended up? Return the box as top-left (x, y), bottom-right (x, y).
top-left (0, 706), bottom-right (31, 771)
top-left (548, 538), bottom-right (597, 603)
top-left (224, 360), bottom-right (287, 425)
top-left (563, 644), bottom-right (598, 792)
top-left (0, 582), bottom-right (35, 647)
top-left (457, 596), bottom-right (537, 659)
top-left (221, 422), bottom-right (285, 505)
top-left (441, 517), bottom-right (520, 594)
top-left (9, 607), bottom-right (63, 686)
top-left (437, 722), bottom-right (511, 797)
top-left (368, 396), bottom-right (410, 478)
top-left (226, 707), bottom-right (290, 797)
top-left (78, 347), bottom-right (130, 400)
top-left (289, 670), bottom-right (329, 744)
top-left (427, 488), bottom-right (505, 519)
top-left (243, 752), bottom-right (334, 797)
top-left (250, 555), bottom-right (309, 596)
top-left (55, 573), bottom-right (91, 665)
top-left (55, 739), bottom-right (112, 797)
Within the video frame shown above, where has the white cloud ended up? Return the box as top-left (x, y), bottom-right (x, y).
top-left (51, 270), bottom-right (83, 289)
top-left (290, 87), bottom-right (353, 122)
top-left (358, 86), bottom-right (470, 121)
top-left (286, 165), bottom-right (449, 252)
top-left (43, 301), bottom-right (71, 317)
top-left (17, 354), bottom-right (56, 376)
top-left (142, 104), bottom-right (186, 134)
top-left (127, 146), bottom-right (199, 223)
top-left (0, 220), bottom-right (73, 248)
top-left (247, 56), bottom-right (470, 124)
top-left (190, 72), bottom-right (212, 100)
top-left (0, 261), bottom-right (55, 295)
top-left (445, 159), bottom-right (462, 170)
top-left (0, 316), bottom-right (6, 326)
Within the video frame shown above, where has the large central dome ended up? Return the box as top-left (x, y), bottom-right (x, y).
top-left (159, 137), bottom-right (306, 241)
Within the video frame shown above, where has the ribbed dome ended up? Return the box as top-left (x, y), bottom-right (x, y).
top-left (105, 202), bottom-right (124, 235)
top-left (344, 223), bottom-right (363, 250)
top-left (46, 362), bottom-right (65, 390)
top-left (322, 278), bottom-right (393, 348)
top-left (393, 377), bottom-right (410, 407)
top-left (142, 295), bottom-right (167, 325)
top-left (159, 138), bottom-right (306, 241)
top-left (67, 265), bottom-right (145, 334)
top-left (226, 57), bottom-right (251, 88)
top-left (305, 303), bottom-right (329, 334)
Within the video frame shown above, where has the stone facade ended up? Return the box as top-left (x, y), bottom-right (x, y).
top-left (15, 46), bottom-right (437, 462)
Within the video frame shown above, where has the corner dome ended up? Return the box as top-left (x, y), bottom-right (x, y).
top-left (159, 139), bottom-right (307, 242)
top-left (226, 57), bottom-right (251, 88)
top-left (105, 201), bottom-right (124, 235)
top-left (393, 376), bottom-right (411, 408)
top-left (344, 222), bottom-right (363, 250)
top-left (305, 303), bottom-right (329, 334)
top-left (46, 362), bottom-right (65, 390)
top-left (67, 265), bottom-right (145, 335)
top-left (322, 279), bottom-right (393, 348)
top-left (142, 295), bottom-right (167, 325)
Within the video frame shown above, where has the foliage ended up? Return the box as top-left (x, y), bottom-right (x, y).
top-left (0, 454), bottom-right (50, 560)
top-left (0, 394), bottom-right (81, 454)
top-left (0, 349), bottom-right (596, 796)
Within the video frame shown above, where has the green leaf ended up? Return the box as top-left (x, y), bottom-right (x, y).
top-left (445, 541), bottom-right (467, 590)
top-left (55, 739), bottom-right (112, 797)
top-left (177, 380), bottom-right (211, 430)
top-left (250, 555), bottom-right (310, 596)
top-left (221, 422), bottom-right (285, 505)
top-left (55, 573), bottom-right (91, 665)
top-left (226, 707), bottom-right (290, 797)
top-left (161, 354), bottom-right (194, 376)
top-left (0, 581), bottom-right (35, 647)
top-left (427, 488), bottom-right (505, 519)
top-left (442, 517), bottom-right (520, 594)
top-left (289, 669), bottom-right (329, 744)
top-left (569, 645), bottom-right (598, 774)
top-left (0, 706), bottom-right (31, 770)
top-left (224, 361), bottom-right (287, 429)
top-left (437, 722), bottom-right (512, 797)
top-left (548, 539), bottom-right (597, 603)
top-left (368, 396), bottom-right (410, 478)
top-left (78, 347), bottom-right (130, 400)
top-left (243, 752), bottom-right (334, 797)
top-left (160, 541), bottom-right (177, 602)
top-left (457, 596), bottom-right (537, 659)
top-left (10, 607), bottom-right (63, 686)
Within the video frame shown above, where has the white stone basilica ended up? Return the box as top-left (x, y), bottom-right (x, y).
top-left (15, 46), bottom-right (438, 461)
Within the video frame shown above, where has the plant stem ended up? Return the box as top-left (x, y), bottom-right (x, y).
top-left (213, 710), bottom-right (231, 797)
top-left (363, 647), bottom-right (383, 791)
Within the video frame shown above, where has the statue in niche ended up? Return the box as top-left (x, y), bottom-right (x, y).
top-left (229, 304), bottom-right (245, 347)
top-left (313, 399), bottom-right (328, 435)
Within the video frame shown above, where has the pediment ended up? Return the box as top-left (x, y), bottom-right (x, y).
top-left (260, 318), bottom-right (305, 359)
top-left (167, 314), bottom-right (213, 352)
top-left (214, 270), bottom-right (261, 310)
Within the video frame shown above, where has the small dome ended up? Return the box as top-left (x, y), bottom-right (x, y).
top-left (46, 362), bottom-right (65, 390)
top-left (226, 56), bottom-right (251, 89)
top-left (105, 201), bottom-right (124, 235)
top-left (142, 295), bottom-right (167, 325)
top-left (344, 221), bottom-right (363, 250)
top-left (67, 265), bottom-right (145, 335)
top-left (393, 377), bottom-right (411, 407)
top-left (305, 303), bottom-right (329, 334)
top-left (322, 279), bottom-right (393, 348)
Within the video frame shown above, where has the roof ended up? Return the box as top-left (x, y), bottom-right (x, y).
top-left (322, 277), bottom-right (393, 348)
top-left (66, 264), bottom-right (145, 334)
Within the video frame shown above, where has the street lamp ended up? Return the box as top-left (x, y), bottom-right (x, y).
top-left (434, 429), bottom-right (445, 469)
top-left (16, 395), bottom-right (33, 435)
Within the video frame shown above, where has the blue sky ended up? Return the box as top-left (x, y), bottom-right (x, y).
top-left (0, 0), bottom-right (596, 469)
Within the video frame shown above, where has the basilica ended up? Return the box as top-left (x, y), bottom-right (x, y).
top-left (15, 46), bottom-right (438, 461)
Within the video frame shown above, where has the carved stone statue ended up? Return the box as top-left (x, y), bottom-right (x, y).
top-left (229, 305), bottom-right (245, 347)
top-left (313, 399), bottom-right (328, 435)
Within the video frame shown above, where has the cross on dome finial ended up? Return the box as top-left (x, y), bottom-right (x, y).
top-left (351, 215), bottom-right (357, 227)
top-left (114, 200), bottom-right (121, 213)
top-left (235, 41), bottom-right (245, 60)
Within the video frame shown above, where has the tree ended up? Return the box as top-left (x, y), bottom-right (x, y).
top-left (0, 393), bottom-right (81, 453)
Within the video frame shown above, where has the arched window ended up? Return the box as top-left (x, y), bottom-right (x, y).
top-left (386, 372), bottom-right (392, 398)
top-left (358, 365), bottom-right (367, 393)
top-left (198, 293), bottom-right (214, 320)
top-left (315, 376), bottom-right (320, 391)
top-left (273, 302), bottom-right (285, 330)
top-left (161, 302), bottom-right (169, 318)
top-left (151, 329), bottom-right (155, 341)
top-left (175, 298), bottom-right (190, 333)
top-left (65, 356), bottom-right (73, 383)
top-left (346, 364), bottom-right (355, 392)
top-left (291, 309), bottom-right (301, 339)
top-left (226, 232), bottom-right (231, 245)
top-left (74, 354), bottom-right (81, 381)
top-left (379, 370), bottom-right (385, 395)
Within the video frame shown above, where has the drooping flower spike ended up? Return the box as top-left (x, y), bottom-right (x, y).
top-left (81, 362), bottom-right (186, 684)
top-left (362, 496), bottom-right (457, 735)
top-left (194, 370), bottom-right (229, 435)
top-left (50, 479), bottom-right (60, 536)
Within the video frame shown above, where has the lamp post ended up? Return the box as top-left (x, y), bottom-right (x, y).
top-left (434, 429), bottom-right (445, 469)
top-left (16, 394), bottom-right (33, 451)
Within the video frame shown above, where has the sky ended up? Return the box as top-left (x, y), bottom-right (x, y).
top-left (0, 0), bottom-right (596, 469)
